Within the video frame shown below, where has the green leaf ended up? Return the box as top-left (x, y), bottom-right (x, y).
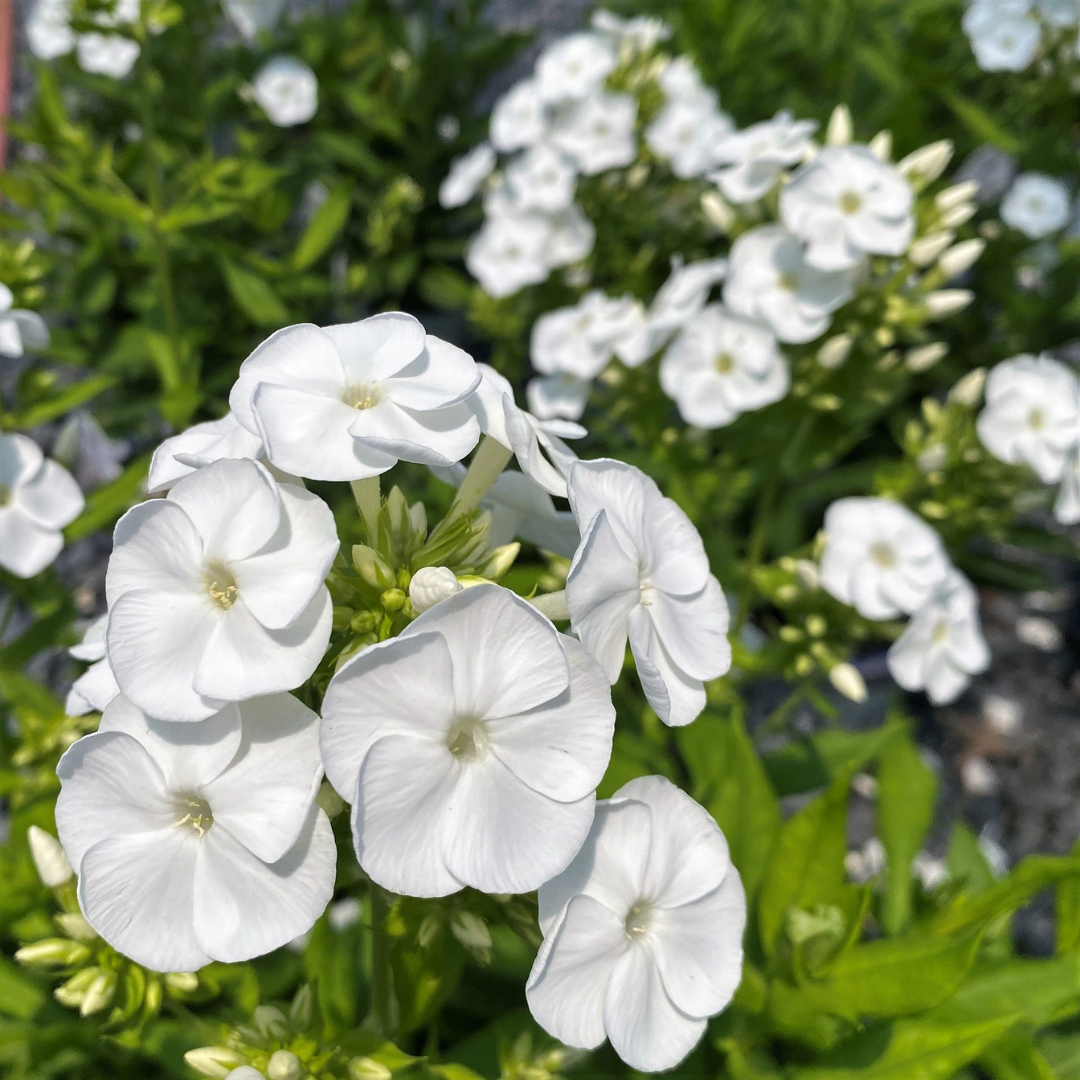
top-left (1041, 1030), bottom-right (1080, 1079)
top-left (65, 455), bottom-right (150, 542)
top-left (947, 821), bottom-right (995, 893)
top-left (220, 258), bottom-right (290, 327)
top-left (0, 956), bottom-right (46, 1020)
top-left (3, 374), bottom-right (115, 430)
top-left (877, 727), bottom-right (937, 934)
top-left (981, 1034), bottom-right (1057, 1080)
top-left (293, 189), bottom-right (351, 270)
top-left (941, 93), bottom-right (1022, 153)
top-left (1058, 840), bottom-right (1080, 954)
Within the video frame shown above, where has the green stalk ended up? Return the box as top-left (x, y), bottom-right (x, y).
top-left (733, 471), bottom-right (779, 634)
top-left (445, 436), bottom-right (513, 523)
top-left (350, 476), bottom-right (382, 543)
top-left (369, 884), bottom-right (394, 1038)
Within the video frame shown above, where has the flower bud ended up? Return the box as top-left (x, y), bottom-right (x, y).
top-left (829, 662), bottom-right (868, 703)
top-left (144, 976), bottom-right (163, 1016)
top-left (450, 911), bottom-right (493, 955)
top-left (476, 542), bottom-right (521, 580)
top-left (165, 971), bottom-right (199, 994)
top-left (352, 545), bottom-right (396, 590)
top-left (826, 104), bottom-right (852, 146)
top-left (898, 140), bottom-right (953, 182)
top-left (348, 1060), bottom-right (392, 1080)
top-left (267, 1050), bottom-right (303, 1080)
top-left (905, 342), bottom-right (947, 372)
top-left (408, 566), bottom-right (462, 614)
top-left (937, 201), bottom-right (976, 229)
top-left (908, 231), bottom-right (953, 267)
top-left (816, 333), bottom-right (853, 369)
top-left (350, 610), bottom-right (378, 634)
top-left (917, 444), bottom-right (948, 473)
top-left (924, 289), bottom-right (973, 318)
top-left (794, 559), bottom-right (820, 589)
top-left (27, 826), bottom-right (73, 887)
top-left (54, 966), bottom-right (100, 1008)
top-left (80, 968), bottom-right (118, 1017)
top-left (55, 912), bottom-right (97, 942)
top-left (290, 985), bottom-right (314, 1031)
top-left (937, 238), bottom-right (985, 279)
top-left (935, 180), bottom-right (978, 210)
top-left (380, 588), bottom-right (407, 612)
top-left (15, 938), bottom-right (91, 967)
top-left (700, 190), bottom-right (736, 233)
top-left (949, 368), bottom-right (986, 407)
top-left (185, 1047), bottom-right (248, 1079)
top-left (254, 1004), bottom-right (289, 1041)
top-left (809, 393), bottom-right (842, 411)
top-left (868, 129), bottom-right (892, 160)
top-left (226, 1070), bottom-right (266, 1080)
top-left (806, 615), bottom-right (827, 638)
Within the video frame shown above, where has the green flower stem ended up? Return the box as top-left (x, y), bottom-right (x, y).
top-left (369, 883), bottom-right (394, 1038)
top-left (734, 470), bottom-right (779, 635)
top-left (350, 477), bottom-right (382, 543)
top-left (446, 436), bottom-right (513, 523)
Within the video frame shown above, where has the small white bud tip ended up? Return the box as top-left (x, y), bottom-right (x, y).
top-left (905, 342), bottom-right (948, 372)
top-left (924, 289), bottom-right (974, 318)
top-left (28, 826), bottom-right (73, 888)
top-left (826, 104), bottom-right (853, 145)
top-left (830, 662), bottom-right (868, 703)
top-left (185, 1048), bottom-right (248, 1079)
top-left (267, 1050), bottom-right (303, 1080)
top-left (816, 333), bottom-right (854, 369)
top-left (408, 566), bottom-right (462, 614)
top-left (937, 238), bottom-right (985, 279)
top-left (898, 140), bottom-right (953, 182)
top-left (949, 368), bottom-right (987, 407)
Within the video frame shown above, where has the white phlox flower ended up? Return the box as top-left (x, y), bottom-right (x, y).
top-left (26, 0), bottom-right (76, 61)
top-left (55, 693), bottom-right (334, 971)
top-left (963, 0), bottom-right (1040, 71)
top-left (252, 56), bottom-right (319, 127)
top-left (657, 55), bottom-right (715, 110)
top-left (565, 459), bottom-right (731, 727)
top-left (230, 313), bottom-right (481, 482)
top-left (977, 354), bottom-right (1080, 483)
top-left (1054, 445), bottom-right (1080, 524)
top-left (781, 145), bottom-right (915, 271)
top-left (709, 111), bottom-right (818, 204)
top-left (1000, 173), bottom-right (1071, 239)
top-left (887, 570), bottom-right (990, 705)
top-left (148, 412), bottom-right (265, 493)
top-left (820, 497), bottom-right (952, 620)
top-left (646, 96), bottom-right (734, 180)
top-left (105, 458), bottom-right (338, 722)
top-left (466, 213), bottom-right (553, 297)
top-left (0, 432), bottom-right (84, 578)
top-left (223, 0), bottom-right (287, 41)
top-left (1036, 0), bottom-right (1080, 25)
top-left (439, 143), bottom-right (496, 209)
top-left (550, 92), bottom-right (638, 176)
top-left (531, 291), bottom-right (646, 381)
top-left (527, 373), bottom-right (593, 423)
top-left (319, 584), bottom-right (616, 897)
top-left (66, 615), bottom-right (120, 717)
top-left (535, 32), bottom-right (617, 103)
top-left (76, 31), bottom-right (140, 78)
top-left (659, 304), bottom-right (789, 428)
top-left (527, 775), bottom-right (746, 1073)
top-left (591, 10), bottom-right (672, 51)
top-left (27, 0), bottom-right (140, 76)
top-left (724, 224), bottom-right (853, 344)
top-left (467, 364), bottom-right (584, 498)
top-left (0, 283), bottom-right (49, 358)
top-left (489, 79), bottom-right (548, 153)
top-left (544, 205), bottom-right (597, 268)
top-left (504, 144), bottom-right (578, 215)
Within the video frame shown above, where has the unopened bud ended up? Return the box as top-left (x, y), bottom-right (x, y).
top-left (937, 238), bottom-right (985, 278)
top-left (267, 1050), bottom-right (302, 1080)
top-left (701, 190), bottom-right (736, 232)
top-left (15, 938), bottom-right (90, 967)
top-left (898, 140), bottom-right (953, 182)
top-left (450, 911), bottom-right (493, 955)
top-left (826, 104), bottom-right (852, 146)
top-left (935, 180), bottom-right (979, 210)
top-left (830, 662), bottom-right (868, 703)
top-left (868, 129), bottom-right (892, 160)
top-left (165, 971), bottom-right (199, 994)
top-left (476, 541), bottom-right (521, 580)
top-left (54, 966), bottom-right (99, 1008)
top-left (817, 333), bottom-right (853, 369)
top-left (408, 566), bottom-right (462, 614)
top-left (909, 231), bottom-right (953, 267)
top-left (949, 368), bottom-right (986, 406)
top-left (226, 1069), bottom-right (266, 1080)
top-left (254, 1005), bottom-right (289, 1041)
top-left (794, 559), bottom-right (820, 588)
top-left (80, 968), bottom-right (117, 1017)
top-left (810, 393), bottom-right (843, 411)
top-left (352, 545), bottom-right (396, 590)
top-left (55, 912), bottom-right (97, 942)
top-left (350, 609), bottom-right (378, 634)
top-left (937, 201), bottom-right (976, 229)
top-left (348, 1059), bottom-right (392, 1080)
top-left (290, 985), bottom-right (314, 1030)
top-left (184, 1047), bottom-right (248, 1079)
top-left (924, 289), bottom-right (973, 318)
top-left (380, 587), bottom-right (406, 612)
top-left (806, 614), bottom-right (827, 638)
top-left (28, 826), bottom-right (73, 887)
top-left (906, 342), bottom-right (948, 372)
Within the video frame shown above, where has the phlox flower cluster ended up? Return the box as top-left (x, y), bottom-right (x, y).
top-left (26, 0), bottom-right (142, 80)
top-left (57, 312), bottom-right (742, 1073)
top-left (820, 496), bottom-right (990, 705)
top-left (999, 172), bottom-right (1074, 239)
top-left (963, 0), bottom-right (1079, 73)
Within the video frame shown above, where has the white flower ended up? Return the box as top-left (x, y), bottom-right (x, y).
top-left (977, 354), bottom-right (1080, 483)
top-left (531, 291), bottom-right (645, 380)
top-left (724, 225), bottom-right (852, 344)
top-left (224, 0), bottom-right (287, 41)
top-left (1000, 173), bottom-right (1071, 239)
top-left (527, 775), bottom-right (745, 1073)
top-left (408, 566), bottom-right (462, 613)
top-left (887, 571), bottom-right (990, 705)
top-left (319, 584), bottom-right (615, 897)
top-left (229, 313), bottom-right (481, 482)
top-left (1037, 0), bottom-right (1079, 25)
top-left (709, 111), bottom-right (818, 204)
top-left (148, 412), bottom-right (265, 493)
top-left (544, 205), bottom-right (596, 268)
top-left (1055, 446), bottom-right (1080, 524)
top-left (252, 57), bottom-right (318, 127)
top-left (0, 283), bottom-right (49, 357)
top-left (76, 32), bottom-right (140, 78)
top-left (66, 615), bottom-right (120, 717)
top-left (439, 143), bottom-right (496, 209)
top-left (566, 459), bottom-right (730, 726)
top-left (591, 10), bottom-right (671, 50)
top-left (505, 144), bottom-right (577, 215)
top-left (56, 693), bottom-right (334, 971)
top-left (781, 146), bottom-right (914, 271)
top-left (528, 374), bottom-right (592, 422)
top-left (963, 1), bottom-right (1040, 71)
top-left (820, 497), bottom-right (952, 620)
top-left (659, 305), bottom-right (789, 428)
top-left (105, 459), bottom-right (337, 722)
top-left (27, 0), bottom-right (76, 61)
top-left (646, 98), bottom-right (734, 179)
top-left (550, 92), bottom-right (638, 176)
top-left (535, 33), bottom-right (617, 103)
top-left (658, 56), bottom-right (714, 108)
top-left (490, 79), bottom-right (548, 153)
top-left (466, 214), bottom-right (553, 296)
top-left (26, 0), bottom-right (140, 76)
top-left (0, 433), bottom-right (84, 578)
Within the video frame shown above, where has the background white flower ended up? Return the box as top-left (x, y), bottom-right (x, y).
top-left (224, 0), bottom-right (287, 41)
top-left (319, 584), bottom-right (615, 897)
top-left (439, 143), bottom-right (496, 209)
top-left (963, 0), bottom-right (1040, 72)
top-left (466, 214), bottom-right (553, 297)
top-left (76, 31), bottom-right (140, 79)
top-left (106, 459), bottom-right (337, 722)
top-left (65, 615), bottom-right (120, 717)
top-left (566, 459), bottom-right (730, 726)
top-left (646, 97), bottom-right (733, 179)
top-left (489, 79), bottom-right (548, 152)
top-left (527, 373), bottom-right (593, 422)
top-left (28, 0), bottom-right (140, 78)
top-left (820, 497), bottom-right (952, 620)
top-left (0, 284), bottom-right (50, 358)
top-left (56, 693), bottom-right (334, 971)
top-left (1000, 173), bottom-right (1071, 239)
top-left (550, 92), bottom-right (638, 176)
top-left (252, 57), bottom-right (319, 127)
top-left (0, 432), bottom-right (84, 578)
top-left (505, 144), bottom-right (577, 215)
top-left (527, 776), bottom-right (745, 1073)
top-left (535, 32), bottom-right (616, 103)
top-left (230, 313), bottom-right (480, 482)
top-left (531, 291), bottom-right (645, 382)
top-left (710, 111), bottom-right (817, 204)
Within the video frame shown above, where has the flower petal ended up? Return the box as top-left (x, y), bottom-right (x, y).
top-left (347, 400), bottom-right (480, 467)
top-left (106, 500), bottom-right (205, 606)
top-left (0, 508), bottom-right (63, 578)
top-left (627, 606), bottom-right (707, 727)
top-left (646, 576), bottom-right (730, 682)
top-left (322, 312), bottom-right (426, 383)
top-left (384, 335), bottom-right (481, 410)
top-left (15, 459), bottom-right (84, 530)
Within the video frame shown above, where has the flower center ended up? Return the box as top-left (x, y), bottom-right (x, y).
top-left (931, 620), bottom-right (950, 645)
top-left (778, 271), bottom-right (799, 292)
top-left (1028, 407), bottom-right (1046, 431)
top-left (174, 795), bottom-right (214, 837)
top-left (839, 190), bottom-right (862, 215)
top-left (714, 352), bottom-right (735, 374)
top-left (624, 901), bottom-right (653, 939)
top-left (206, 563), bottom-right (239, 610)
top-left (869, 542), bottom-right (896, 569)
top-left (447, 717), bottom-right (489, 762)
top-left (345, 382), bottom-right (380, 411)
top-left (0, 483), bottom-right (10, 508)
top-left (639, 577), bottom-right (655, 607)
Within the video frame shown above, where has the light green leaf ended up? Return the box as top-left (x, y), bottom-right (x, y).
top-left (0, 956), bottom-right (46, 1020)
top-left (293, 189), bottom-right (351, 270)
top-left (220, 258), bottom-right (290, 327)
top-left (3, 374), bottom-right (115, 430)
top-left (981, 1034), bottom-right (1057, 1080)
top-left (1058, 840), bottom-right (1080, 954)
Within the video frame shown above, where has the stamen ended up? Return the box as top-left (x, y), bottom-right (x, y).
top-left (205, 563), bottom-right (238, 610)
top-left (839, 191), bottom-right (862, 215)
top-left (447, 717), bottom-right (488, 762)
top-left (624, 902), bottom-right (652, 939)
top-left (174, 796), bottom-right (214, 837)
top-left (713, 353), bottom-right (735, 375)
top-left (344, 383), bottom-right (380, 410)
top-left (869, 542), bottom-right (896, 569)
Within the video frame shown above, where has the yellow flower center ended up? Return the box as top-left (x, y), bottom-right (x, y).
top-left (839, 190), bottom-right (862, 215)
top-left (206, 564), bottom-right (238, 610)
top-left (624, 902), bottom-right (653, 938)
top-left (870, 542), bottom-right (896, 569)
top-left (345, 383), bottom-right (380, 411)
top-left (714, 352), bottom-right (735, 375)
top-left (447, 717), bottom-right (488, 762)
top-left (1028, 408), bottom-right (1045, 431)
top-left (174, 796), bottom-right (214, 837)
top-left (0, 483), bottom-right (10, 508)
top-left (778, 271), bottom-right (799, 292)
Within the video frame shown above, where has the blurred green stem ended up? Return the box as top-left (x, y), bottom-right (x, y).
top-left (369, 883), bottom-right (394, 1038)
top-left (734, 471), bottom-right (778, 634)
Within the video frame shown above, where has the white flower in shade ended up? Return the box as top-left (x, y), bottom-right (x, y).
top-left (224, 0), bottom-right (287, 41)
top-left (709, 111), bottom-right (818, 204)
top-left (0, 433), bottom-right (84, 578)
top-left (658, 56), bottom-right (714, 109)
top-left (66, 616), bottom-right (120, 717)
top-left (0, 284), bottom-right (49, 357)
top-left (781, 146), bottom-right (914, 271)
top-left (1037, 0), bottom-right (1079, 24)
top-left (887, 571), bottom-right (990, 705)
top-left (724, 225), bottom-right (853, 344)
top-left (56, 693), bottom-right (334, 972)
top-left (527, 775), bottom-right (745, 1073)
top-left (490, 79), bottom-right (548, 153)
top-left (26, 0), bottom-right (76, 61)
top-left (550, 92), bottom-right (638, 176)
top-left (532, 291), bottom-right (645, 381)
top-left (467, 364), bottom-right (584, 498)
top-left (591, 10), bottom-right (671, 51)
top-left (105, 459), bottom-right (337, 722)
top-left (963, 1), bottom-right (1039, 71)
top-left (659, 305), bottom-right (789, 428)
top-left (820, 497), bottom-right (952, 620)
top-left (319, 584), bottom-right (615, 897)
top-left (230, 313), bottom-right (481, 482)
top-left (977, 354), bottom-right (1080, 483)
top-left (544, 205), bottom-right (596, 268)
top-left (566, 459), bottom-right (730, 726)
top-left (147, 412), bottom-right (265, 493)
top-left (505, 144), bottom-right (577, 215)
top-left (528, 374), bottom-right (592, 423)
top-left (646, 98), bottom-right (734, 179)
top-left (1000, 173), bottom-right (1071, 239)
top-left (466, 214), bottom-right (552, 297)
top-left (439, 143), bottom-right (496, 209)
top-left (535, 33), bottom-right (617, 103)
top-left (252, 57), bottom-right (318, 127)
top-left (76, 32), bottom-right (140, 78)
